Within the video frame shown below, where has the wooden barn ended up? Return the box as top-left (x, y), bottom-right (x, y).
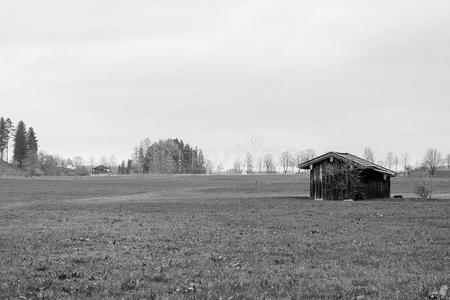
top-left (92, 165), bottom-right (111, 175)
top-left (298, 152), bottom-right (396, 200)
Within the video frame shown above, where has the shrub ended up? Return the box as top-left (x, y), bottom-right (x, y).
top-left (25, 168), bottom-right (43, 177)
top-left (328, 162), bottom-right (364, 200)
top-left (353, 190), bottom-right (366, 201)
top-left (77, 166), bottom-right (92, 176)
top-left (414, 181), bottom-right (432, 199)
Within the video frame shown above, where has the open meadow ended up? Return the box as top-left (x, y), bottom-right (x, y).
top-left (0, 174), bottom-right (449, 299)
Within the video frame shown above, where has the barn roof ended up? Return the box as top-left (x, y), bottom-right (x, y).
top-left (93, 165), bottom-right (110, 170)
top-left (298, 152), bottom-right (396, 176)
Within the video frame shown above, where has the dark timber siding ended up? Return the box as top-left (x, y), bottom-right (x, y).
top-left (361, 169), bottom-right (391, 199)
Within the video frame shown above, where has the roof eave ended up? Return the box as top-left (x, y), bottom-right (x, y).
top-left (298, 151), bottom-right (397, 177)
top-left (298, 152), bottom-right (335, 169)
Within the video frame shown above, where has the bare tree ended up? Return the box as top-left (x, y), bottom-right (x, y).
top-left (245, 153), bottom-right (253, 173)
top-left (393, 155), bottom-right (399, 171)
top-left (57, 156), bottom-right (66, 169)
top-left (401, 153), bottom-right (410, 172)
top-left (216, 164), bottom-right (223, 175)
top-left (304, 149), bottom-right (316, 161)
top-left (294, 152), bottom-right (306, 173)
top-left (99, 156), bottom-right (109, 167)
top-left (293, 149), bottom-right (316, 173)
top-left (279, 151), bottom-right (292, 174)
top-left (88, 157), bottom-right (96, 171)
top-left (109, 155), bottom-right (117, 172)
top-left (289, 156), bottom-right (296, 173)
top-left (72, 156), bottom-right (84, 170)
top-left (363, 147), bottom-right (374, 162)
top-left (5, 119), bottom-right (13, 163)
top-left (108, 155), bottom-right (118, 174)
top-left (233, 159), bottom-right (241, 175)
top-left (385, 152), bottom-right (394, 170)
top-left (72, 156), bottom-right (84, 175)
top-left (264, 154), bottom-right (275, 173)
top-left (294, 152), bottom-right (302, 173)
top-left (423, 148), bottom-right (442, 177)
top-left (205, 159), bottom-right (214, 175)
top-left (405, 165), bottom-right (413, 177)
top-left (257, 156), bottom-right (263, 174)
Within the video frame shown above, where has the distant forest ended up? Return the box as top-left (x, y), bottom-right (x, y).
top-left (118, 138), bottom-right (207, 175)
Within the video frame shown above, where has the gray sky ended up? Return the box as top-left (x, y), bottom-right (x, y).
top-left (1, 0), bottom-right (449, 167)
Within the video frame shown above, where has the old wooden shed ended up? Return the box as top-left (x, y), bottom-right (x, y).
top-left (298, 152), bottom-right (396, 200)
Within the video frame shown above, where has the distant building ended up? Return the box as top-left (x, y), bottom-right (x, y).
top-left (92, 165), bottom-right (111, 175)
top-left (299, 152), bottom-right (396, 200)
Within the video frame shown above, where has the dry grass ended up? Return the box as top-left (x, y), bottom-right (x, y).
top-left (0, 174), bottom-right (449, 299)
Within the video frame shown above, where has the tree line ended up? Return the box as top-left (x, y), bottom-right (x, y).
top-left (362, 147), bottom-right (448, 177)
top-left (228, 147), bottom-right (449, 177)
top-left (229, 149), bottom-right (317, 174)
top-left (1, 116), bottom-right (448, 178)
top-left (0, 116), bottom-right (94, 176)
top-left (0, 119), bottom-right (209, 176)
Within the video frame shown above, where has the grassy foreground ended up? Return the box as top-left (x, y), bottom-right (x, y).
top-left (0, 175), bottom-right (449, 299)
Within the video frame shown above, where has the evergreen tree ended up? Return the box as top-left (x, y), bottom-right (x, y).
top-left (119, 160), bottom-right (126, 174)
top-left (27, 127), bottom-right (38, 152)
top-left (13, 121), bottom-right (28, 167)
top-left (182, 144), bottom-right (192, 173)
top-left (126, 159), bottom-right (132, 174)
top-left (192, 147), bottom-right (199, 172)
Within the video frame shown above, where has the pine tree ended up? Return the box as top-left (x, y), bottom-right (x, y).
top-left (126, 159), bottom-right (132, 174)
top-left (14, 121), bottom-right (28, 167)
top-left (192, 147), bottom-right (199, 173)
top-left (182, 144), bottom-right (192, 173)
top-left (27, 127), bottom-right (38, 152)
top-left (120, 160), bottom-right (126, 174)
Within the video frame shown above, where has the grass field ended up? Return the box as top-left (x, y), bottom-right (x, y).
top-left (0, 174), bottom-right (449, 299)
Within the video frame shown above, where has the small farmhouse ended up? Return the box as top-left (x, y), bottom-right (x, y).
top-left (92, 165), bottom-right (111, 175)
top-left (299, 152), bottom-right (396, 200)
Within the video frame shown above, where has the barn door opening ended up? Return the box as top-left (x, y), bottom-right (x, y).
top-left (314, 165), bottom-right (323, 200)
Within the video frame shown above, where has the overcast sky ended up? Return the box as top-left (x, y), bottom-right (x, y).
top-left (1, 0), bottom-right (449, 167)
